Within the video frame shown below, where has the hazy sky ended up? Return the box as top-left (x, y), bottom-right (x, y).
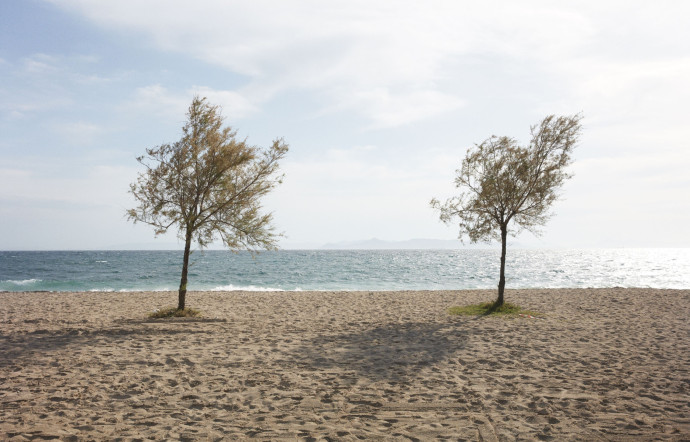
top-left (1, 0), bottom-right (689, 250)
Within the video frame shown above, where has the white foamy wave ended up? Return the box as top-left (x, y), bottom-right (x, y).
top-left (211, 284), bottom-right (285, 292)
top-left (4, 279), bottom-right (41, 285)
top-left (117, 287), bottom-right (173, 292)
top-left (85, 287), bottom-right (175, 292)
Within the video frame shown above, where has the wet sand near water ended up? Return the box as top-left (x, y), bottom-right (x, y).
top-left (1, 289), bottom-right (689, 440)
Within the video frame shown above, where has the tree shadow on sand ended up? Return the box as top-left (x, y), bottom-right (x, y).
top-left (0, 324), bottom-right (212, 366)
top-left (293, 322), bottom-right (469, 383)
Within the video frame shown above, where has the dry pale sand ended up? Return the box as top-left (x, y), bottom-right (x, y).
top-left (0, 288), bottom-right (688, 441)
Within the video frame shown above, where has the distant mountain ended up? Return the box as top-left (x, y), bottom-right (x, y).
top-left (320, 238), bottom-right (494, 250)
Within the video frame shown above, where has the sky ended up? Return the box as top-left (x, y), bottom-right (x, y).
top-left (1, 0), bottom-right (689, 250)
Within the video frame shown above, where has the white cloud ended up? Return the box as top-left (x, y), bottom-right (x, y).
top-left (127, 84), bottom-right (258, 122)
top-left (326, 88), bottom-right (465, 129)
top-left (571, 153), bottom-right (690, 204)
top-left (57, 0), bottom-right (689, 130)
top-left (51, 121), bottom-right (106, 147)
top-left (557, 57), bottom-right (690, 127)
top-left (528, 151), bottom-right (690, 247)
top-left (0, 94), bottom-right (73, 119)
top-left (264, 145), bottom-right (461, 244)
top-left (0, 54), bottom-right (110, 118)
top-left (190, 86), bottom-right (259, 120)
top-left (0, 165), bottom-right (135, 208)
top-left (0, 165), bottom-right (182, 249)
top-left (49, 1), bottom-right (496, 126)
top-left (38, 1), bottom-right (690, 130)
top-left (22, 53), bottom-right (61, 75)
top-left (127, 84), bottom-right (189, 119)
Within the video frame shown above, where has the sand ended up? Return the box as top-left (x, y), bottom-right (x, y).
top-left (0, 288), bottom-right (688, 441)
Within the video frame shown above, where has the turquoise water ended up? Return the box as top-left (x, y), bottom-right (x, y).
top-left (1, 249), bottom-right (688, 292)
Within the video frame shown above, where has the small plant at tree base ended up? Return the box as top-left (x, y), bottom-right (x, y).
top-left (448, 302), bottom-right (541, 317)
top-left (431, 114), bottom-right (582, 307)
top-left (149, 307), bottom-right (202, 318)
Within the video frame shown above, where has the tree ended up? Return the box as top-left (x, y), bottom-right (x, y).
top-left (128, 96), bottom-right (288, 311)
top-left (431, 114), bottom-right (582, 307)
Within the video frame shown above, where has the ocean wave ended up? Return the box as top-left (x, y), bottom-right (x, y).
top-left (210, 284), bottom-right (287, 292)
top-left (116, 287), bottom-right (174, 292)
top-left (3, 279), bottom-right (42, 285)
top-left (1, 249), bottom-right (688, 292)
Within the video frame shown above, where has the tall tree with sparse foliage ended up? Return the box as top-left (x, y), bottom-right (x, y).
top-left (128, 96), bottom-right (288, 311)
top-left (431, 114), bottom-right (582, 307)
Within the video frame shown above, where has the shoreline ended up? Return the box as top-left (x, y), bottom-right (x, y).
top-left (1, 289), bottom-right (689, 440)
top-left (2, 286), bottom-right (688, 294)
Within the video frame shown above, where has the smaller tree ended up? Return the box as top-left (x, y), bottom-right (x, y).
top-left (431, 114), bottom-right (582, 307)
top-left (128, 96), bottom-right (288, 311)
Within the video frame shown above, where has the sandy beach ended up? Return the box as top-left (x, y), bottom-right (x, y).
top-left (1, 288), bottom-right (688, 440)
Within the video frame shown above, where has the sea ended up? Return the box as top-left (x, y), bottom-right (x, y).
top-left (1, 249), bottom-right (688, 292)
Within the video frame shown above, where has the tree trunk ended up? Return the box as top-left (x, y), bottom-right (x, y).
top-left (496, 224), bottom-right (508, 307)
top-left (178, 230), bottom-right (193, 311)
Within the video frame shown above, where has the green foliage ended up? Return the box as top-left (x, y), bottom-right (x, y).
top-left (127, 96), bottom-right (288, 310)
top-left (431, 114), bottom-right (582, 243)
top-left (148, 307), bottom-right (202, 318)
top-left (127, 96), bottom-right (289, 252)
top-left (431, 114), bottom-right (582, 306)
top-left (448, 302), bottom-right (541, 317)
